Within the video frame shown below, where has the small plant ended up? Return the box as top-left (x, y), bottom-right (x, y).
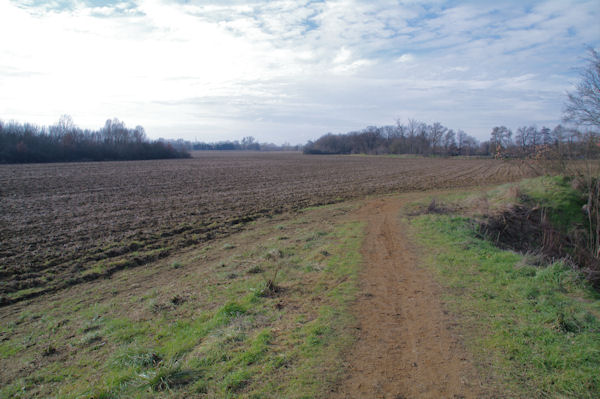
top-left (264, 248), bottom-right (283, 260)
top-left (80, 331), bottom-right (102, 346)
top-left (171, 261), bottom-right (182, 269)
top-left (223, 243), bottom-right (235, 250)
top-left (113, 348), bottom-right (162, 368)
top-left (424, 198), bottom-right (454, 214)
top-left (223, 369), bottom-right (251, 393)
top-left (261, 263), bottom-right (282, 296)
top-left (147, 364), bottom-right (195, 391)
top-left (217, 302), bottom-right (247, 318)
top-left (42, 345), bottom-right (57, 356)
top-left (171, 295), bottom-right (186, 306)
top-left (247, 265), bottom-right (263, 274)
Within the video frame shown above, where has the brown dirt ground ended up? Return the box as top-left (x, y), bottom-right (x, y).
top-left (1, 154), bottom-right (534, 305)
top-left (336, 193), bottom-right (485, 399)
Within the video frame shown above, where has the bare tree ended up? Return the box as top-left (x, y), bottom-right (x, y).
top-left (515, 126), bottom-right (532, 152)
top-left (429, 122), bottom-right (447, 154)
top-left (563, 48), bottom-right (600, 129)
top-left (462, 135), bottom-right (478, 155)
top-left (406, 119), bottom-right (420, 153)
top-left (490, 126), bottom-right (512, 149)
top-left (133, 125), bottom-right (147, 143)
top-left (457, 130), bottom-right (467, 155)
top-left (443, 129), bottom-right (456, 154)
top-left (540, 127), bottom-right (552, 145)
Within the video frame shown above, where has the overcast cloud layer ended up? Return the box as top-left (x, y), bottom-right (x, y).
top-left (1, 0), bottom-right (599, 143)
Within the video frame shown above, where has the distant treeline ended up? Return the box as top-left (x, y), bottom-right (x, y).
top-left (162, 136), bottom-right (301, 152)
top-left (488, 125), bottom-right (599, 159)
top-left (0, 116), bottom-right (190, 163)
top-left (304, 119), bottom-right (600, 158)
top-left (304, 120), bottom-right (482, 156)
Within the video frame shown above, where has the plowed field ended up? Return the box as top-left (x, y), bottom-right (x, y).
top-left (0, 152), bottom-right (533, 304)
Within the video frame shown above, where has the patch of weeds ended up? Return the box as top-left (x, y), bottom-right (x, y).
top-left (410, 213), bottom-right (600, 397)
top-left (518, 176), bottom-right (586, 231)
top-left (80, 331), bottom-right (103, 346)
top-left (264, 248), bottom-right (284, 260)
top-left (112, 346), bottom-right (162, 368)
top-left (410, 197), bottom-right (457, 216)
top-left (305, 323), bottom-right (331, 348)
top-left (258, 265), bottom-right (283, 297)
top-left (42, 345), bottom-right (57, 357)
top-left (222, 369), bottom-right (251, 393)
top-left (104, 318), bottom-right (149, 343)
top-left (303, 263), bottom-right (320, 273)
top-left (237, 329), bottom-right (272, 365)
top-left (106, 258), bottom-right (135, 270)
top-left (171, 295), bottom-right (186, 306)
top-left (247, 265), bottom-right (263, 274)
top-left (81, 323), bottom-right (102, 334)
top-left (0, 342), bottom-right (23, 358)
top-left (192, 379), bottom-right (209, 394)
top-left (305, 230), bottom-right (327, 242)
top-left (141, 289), bottom-right (159, 301)
top-left (81, 264), bottom-right (106, 277)
top-left (171, 261), bottom-right (183, 269)
top-left (216, 302), bottom-right (247, 319)
top-left (146, 364), bottom-right (197, 391)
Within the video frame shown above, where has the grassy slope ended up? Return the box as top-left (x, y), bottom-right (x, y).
top-left (0, 202), bottom-right (364, 399)
top-left (4, 176), bottom-right (598, 398)
top-left (408, 178), bottom-right (600, 398)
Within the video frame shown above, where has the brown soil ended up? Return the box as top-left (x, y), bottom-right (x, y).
top-left (1, 154), bottom-right (534, 304)
top-left (336, 194), bottom-right (484, 399)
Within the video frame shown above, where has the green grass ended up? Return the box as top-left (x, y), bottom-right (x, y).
top-left (409, 213), bottom-right (600, 397)
top-left (0, 202), bottom-right (363, 399)
top-left (517, 175), bottom-right (586, 231)
top-left (0, 342), bottom-right (22, 358)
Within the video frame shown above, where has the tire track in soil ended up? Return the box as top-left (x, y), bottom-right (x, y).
top-left (336, 194), bottom-right (484, 399)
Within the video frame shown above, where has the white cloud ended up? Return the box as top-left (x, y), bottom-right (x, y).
top-left (0, 0), bottom-right (599, 143)
top-left (395, 54), bottom-right (414, 63)
top-left (334, 47), bottom-right (352, 64)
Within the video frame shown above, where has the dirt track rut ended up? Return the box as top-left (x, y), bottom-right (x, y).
top-left (336, 195), bottom-right (483, 399)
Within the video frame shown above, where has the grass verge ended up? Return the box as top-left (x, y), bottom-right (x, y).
top-left (408, 188), bottom-right (600, 397)
top-left (0, 202), bottom-right (363, 398)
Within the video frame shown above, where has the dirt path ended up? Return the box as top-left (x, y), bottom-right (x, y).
top-left (336, 194), bottom-right (483, 399)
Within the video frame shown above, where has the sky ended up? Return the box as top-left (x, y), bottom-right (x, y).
top-left (0, 0), bottom-right (599, 144)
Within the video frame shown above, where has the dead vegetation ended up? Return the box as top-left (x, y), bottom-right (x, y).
top-left (477, 177), bottom-right (600, 288)
top-left (480, 206), bottom-right (599, 288)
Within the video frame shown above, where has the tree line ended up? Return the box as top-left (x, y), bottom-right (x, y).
top-left (162, 136), bottom-right (301, 152)
top-left (0, 116), bottom-right (190, 163)
top-left (303, 120), bottom-right (598, 159)
top-left (303, 120), bottom-right (483, 156)
top-left (489, 125), bottom-right (599, 159)
top-left (305, 49), bottom-right (600, 159)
